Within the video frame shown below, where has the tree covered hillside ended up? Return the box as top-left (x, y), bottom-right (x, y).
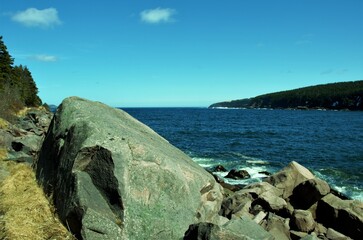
top-left (0, 36), bottom-right (41, 120)
top-left (210, 81), bottom-right (363, 110)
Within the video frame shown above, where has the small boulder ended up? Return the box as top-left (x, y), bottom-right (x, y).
top-left (212, 165), bottom-right (227, 172)
top-left (265, 213), bottom-right (291, 240)
top-left (219, 192), bottom-right (254, 219)
top-left (253, 191), bottom-right (287, 212)
top-left (292, 209), bottom-right (315, 233)
top-left (253, 211), bottom-right (268, 224)
top-left (225, 169), bottom-right (251, 180)
top-left (238, 181), bottom-right (283, 198)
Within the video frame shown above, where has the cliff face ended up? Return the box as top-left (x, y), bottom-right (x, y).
top-left (210, 80), bottom-right (363, 110)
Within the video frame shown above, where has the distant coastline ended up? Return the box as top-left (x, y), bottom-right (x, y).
top-left (209, 80), bottom-right (363, 111)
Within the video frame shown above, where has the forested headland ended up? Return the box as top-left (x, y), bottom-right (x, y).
top-left (0, 36), bottom-right (42, 121)
top-left (209, 80), bottom-right (363, 110)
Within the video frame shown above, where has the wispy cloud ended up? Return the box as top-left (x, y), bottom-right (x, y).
top-left (31, 54), bottom-right (58, 62)
top-left (12, 8), bottom-right (61, 28)
top-left (321, 68), bottom-right (348, 75)
top-left (140, 7), bottom-right (176, 24)
top-left (295, 33), bottom-right (314, 45)
top-left (321, 69), bottom-right (333, 75)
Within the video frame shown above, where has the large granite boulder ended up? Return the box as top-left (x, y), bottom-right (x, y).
top-left (289, 178), bottom-right (330, 210)
top-left (36, 97), bottom-right (224, 239)
top-left (265, 161), bottom-right (314, 199)
top-left (316, 193), bottom-right (363, 239)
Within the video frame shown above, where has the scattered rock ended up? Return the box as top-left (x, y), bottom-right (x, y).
top-left (253, 191), bottom-right (287, 212)
top-left (219, 182), bottom-right (244, 192)
top-left (290, 230), bottom-right (308, 240)
top-left (183, 222), bottom-right (215, 240)
top-left (313, 223), bottom-right (327, 238)
top-left (290, 178), bottom-right (330, 210)
top-left (36, 97), bottom-right (224, 240)
top-left (225, 169), bottom-right (251, 179)
top-left (326, 228), bottom-right (352, 240)
top-left (253, 211), bottom-right (267, 224)
top-left (184, 216), bottom-right (274, 240)
top-left (259, 171), bottom-right (272, 176)
top-left (212, 165), bottom-right (227, 172)
top-left (219, 192), bottom-right (253, 219)
top-left (238, 181), bottom-right (283, 198)
top-left (292, 209), bottom-right (315, 233)
top-left (265, 161), bottom-right (314, 199)
top-left (300, 232), bottom-right (320, 240)
top-left (316, 193), bottom-right (363, 239)
top-left (265, 213), bottom-right (291, 240)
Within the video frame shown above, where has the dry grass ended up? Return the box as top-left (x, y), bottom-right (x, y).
top-left (0, 163), bottom-right (74, 240)
top-left (16, 106), bottom-right (48, 118)
top-left (0, 148), bottom-right (7, 161)
top-left (0, 118), bottom-right (9, 129)
top-left (15, 107), bottom-right (31, 117)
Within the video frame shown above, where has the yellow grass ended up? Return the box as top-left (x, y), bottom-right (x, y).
top-left (0, 118), bottom-right (9, 129)
top-left (0, 163), bottom-right (74, 240)
top-left (15, 107), bottom-right (31, 117)
top-left (0, 148), bottom-right (7, 161)
top-left (16, 106), bottom-right (48, 118)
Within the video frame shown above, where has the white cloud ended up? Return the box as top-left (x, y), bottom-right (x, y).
top-left (32, 54), bottom-right (58, 62)
top-left (12, 8), bottom-right (61, 28)
top-left (140, 7), bottom-right (176, 24)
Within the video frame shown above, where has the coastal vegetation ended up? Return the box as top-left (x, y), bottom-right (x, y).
top-left (210, 80), bottom-right (363, 110)
top-left (0, 36), bottom-right (41, 122)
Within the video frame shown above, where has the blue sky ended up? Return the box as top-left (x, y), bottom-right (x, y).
top-left (1, 0), bottom-right (362, 107)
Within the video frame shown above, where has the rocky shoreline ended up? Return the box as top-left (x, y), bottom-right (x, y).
top-left (1, 97), bottom-right (362, 239)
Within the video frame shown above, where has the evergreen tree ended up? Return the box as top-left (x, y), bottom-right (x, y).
top-left (12, 65), bottom-right (41, 106)
top-left (0, 36), bottom-right (14, 87)
top-left (0, 36), bottom-right (42, 121)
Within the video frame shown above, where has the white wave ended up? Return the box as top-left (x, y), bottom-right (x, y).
top-left (246, 160), bottom-right (269, 165)
top-left (314, 170), bottom-right (363, 201)
top-left (211, 165), bottom-right (270, 186)
top-left (231, 153), bottom-right (269, 165)
top-left (192, 157), bottom-right (216, 168)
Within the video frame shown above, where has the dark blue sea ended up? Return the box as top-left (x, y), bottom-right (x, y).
top-left (122, 108), bottom-right (363, 201)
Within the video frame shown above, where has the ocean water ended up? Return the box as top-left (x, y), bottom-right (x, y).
top-left (122, 108), bottom-right (363, 201)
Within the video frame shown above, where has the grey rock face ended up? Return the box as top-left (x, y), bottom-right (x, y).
top-left (316, 193), bottom-right (363, 239)
top-left (184, 216), bottom-right (274, 240)
top-left (265, 161), bottom-right (314, 199)
top-left (36, 97), bottom-right (223, 240)
top-left (290, 178), bottom-right (330, 210)
top-left (292, 209), bottom-right (315, 233)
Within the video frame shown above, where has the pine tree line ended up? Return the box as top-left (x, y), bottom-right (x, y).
top-left (0, 36), bottom-right (41, 120)
top-left (210, 80), bottom-right (363, 110)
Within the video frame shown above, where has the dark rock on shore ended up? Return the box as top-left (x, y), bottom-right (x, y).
top-left (212, 164), bottom-right (227, 172)
top-left (316, 193), bottom-right (362, 239)
top-left (225, 169), bottom-right (251, 180)
top-left (36, 97), bottom-right (225, 239)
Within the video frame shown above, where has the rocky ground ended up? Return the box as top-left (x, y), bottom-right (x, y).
top-left (0, 108), bottom-right (74, 239)
top-left (0, 98), bottom-right (362, 240)
top-left (190, 161), bottom-right (363, 239)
